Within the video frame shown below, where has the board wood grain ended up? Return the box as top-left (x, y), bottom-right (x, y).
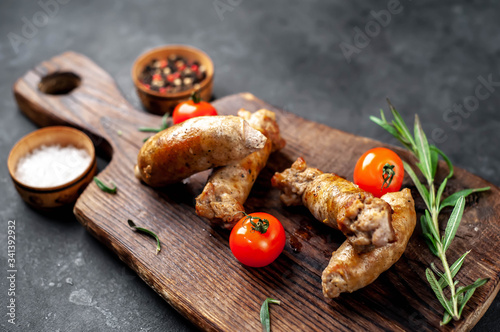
top-left (13, 51), bottom-right (500, 331)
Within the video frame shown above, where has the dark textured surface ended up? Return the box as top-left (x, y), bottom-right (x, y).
top-left (1, 0), bottom-right (499, 331)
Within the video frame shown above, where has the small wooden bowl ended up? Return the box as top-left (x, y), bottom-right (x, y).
top-left (132, 45), bottom-right (214, 115)
top-left (7, 126), bottom-right (97, 209)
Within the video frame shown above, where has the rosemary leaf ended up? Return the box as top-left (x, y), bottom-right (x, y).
top-left (442, 197), bottom-right (466, 253)
top-left (457, 280), bottom-right (489, 318)
top-left (260, 298), bottom-right (280, 332)
top-left (420, 210), bottom-right (440, 257)
top-left (421, 212), bottom-right (438, 253)
top-left (436, 177), bottom-right (448, 208)
top-left (438, 251), bottom-right (470, 289)
top-left (413, 115), bottom-right (433, 181)
top-left (369, 115), bottom-right (399, 137)
top-left (442, 311), bottom-right (452, 325)
top-left (430, 262), bottom-right (445, 282)
top-left (392, 120), bottom-right (413, 150)
top-left (138, 113), bottom-right (170, 133)
top-left (422, 232), bottom-right (439, 256)
top-left (424, 236), bottom-right (439, 256)
top-left (456, 278), bottom-right (490, 296)
top-left (93, 177), bottom-right (117, 194)
top-left (371, 109), bottom-right (413, 150)
top-left (430, 147), bottom-right (439, 179)
top-left (420, 215), bottom-right (431, 237)
top-left (161, 112), bottom-right (169, 130)
top-left (387, 99), bottom-right (416, 149)
top-left (380, 108), bottom-right (388, 122)
top-left (425, 210), bottom-right (440, 243)
top-left (421, 212), bottom-right (439, 256)
top-left (138, 127), bottom-right (163, 133)
top-left (403, 161), bottom-right (431, 210)
top-left (439, 187), bottom-right (490, 212)
top-left (431, 145), bottom-right (454, 179)
top-left (458, 288), bottom-right (476, 318)
top-left (426, 268), bottom-right (454, 317)
top-left (127, 219), bottom-right (161, 254)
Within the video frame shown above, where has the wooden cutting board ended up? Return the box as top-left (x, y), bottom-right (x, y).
top-left (13, 51), bottom-right (500, 331)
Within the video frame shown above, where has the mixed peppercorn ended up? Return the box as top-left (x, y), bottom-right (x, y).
top-left (139, 54), bottom-right (207, 93)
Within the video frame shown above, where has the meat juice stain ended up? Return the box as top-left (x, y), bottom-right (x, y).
top-left (295, 226), bottom-right (313, 241)
top-left (289, 224), bottom-right (314, 253)
top-left (289, 235), bottom-right (302, 253)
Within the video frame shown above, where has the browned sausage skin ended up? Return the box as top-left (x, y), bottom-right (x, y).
top-left (136, 115), bottom-right (267, 187)
top-left (195, 109), bottom-right (285, 228)
top-left (271, 158), bottom-right (395, 252)
top-left (322, 188), bottom-right (416, 298)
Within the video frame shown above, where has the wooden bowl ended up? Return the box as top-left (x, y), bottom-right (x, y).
top-left (132, 45), bottom-right (214, 115)
top-left (7, 126), bottom-right (97, 209)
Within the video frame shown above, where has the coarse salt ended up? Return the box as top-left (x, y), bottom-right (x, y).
top-left (15, 144), bottom-right (92, 187)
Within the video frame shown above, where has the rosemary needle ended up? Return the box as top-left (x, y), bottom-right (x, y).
top-left (138, 127), bottom-right (163, 133)
top-left (93, 177), bottom-right (117, 194)
top-left (128, 219), bottom-right (161, 255)
top-left (138, 113), bottom-right (170, 133)
top-left (260, 298), bottom-right (280, 332)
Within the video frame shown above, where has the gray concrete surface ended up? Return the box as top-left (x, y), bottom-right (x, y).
top-left (1, 0), bottom-right (500, 331)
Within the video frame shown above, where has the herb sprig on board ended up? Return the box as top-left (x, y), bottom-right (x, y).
top-left (138, 112), bottom-right (170, 133)
top-left (93, 177), bottom-right (117, 194)
top-left (139, 113), bottom-right (171, 142)
top-left (371, 100), bottom-right (490, 325)
top-left (128, 219), bottom-right (161, 255)
top-left (260, 298), bottom-right (280, 332)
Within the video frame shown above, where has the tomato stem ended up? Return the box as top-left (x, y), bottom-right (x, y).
top-left (240, 212), bottom-right (269, 234)
top-left (190, 90), bottom-right (202, 103)
top-left (381, 163), bottom-right (395, 191)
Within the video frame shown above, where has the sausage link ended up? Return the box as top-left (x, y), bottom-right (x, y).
top-left (136, 115), bottom-right (267, 187)
top-left (322, 188), bottom-right (416, 298)
top-left (195, 109), bottom-right (285, 228)
top-left (271, 157), bottom-right (395, 252)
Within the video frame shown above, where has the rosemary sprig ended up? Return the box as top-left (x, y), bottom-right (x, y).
top-left (260, 297), bottom-right (280, 332)
top-left (93, 177), bottom-right (117, 194)
top-left (138, 112), bottom-right (170, 133)
top-left (127, 219), bottom-right (161, 255)
top-left (371, 99), bottom-right (490, 325)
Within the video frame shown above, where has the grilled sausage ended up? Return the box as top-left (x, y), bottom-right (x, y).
top-left (271, 157), bottom-right (395, 252)
top-left (322, 188), bottom-right (416, 298)
top-left (195, 109), bottom-right (286, 228)
top-left (135, 115), bottom-right (267, 187)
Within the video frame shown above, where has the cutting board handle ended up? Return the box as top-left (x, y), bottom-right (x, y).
top-left (13, 51), bottom-right (158, 158)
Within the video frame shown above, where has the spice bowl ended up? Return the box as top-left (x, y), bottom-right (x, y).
top-left (7, 126), bottom-right (97, 209)
top-left (132, 44), bottom-right (214, 115)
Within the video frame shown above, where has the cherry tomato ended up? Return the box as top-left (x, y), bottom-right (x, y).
top-left (229, 212), bottom-right (286, 268)
top-left (172, 91), bottom-right (218, 124)
top-left (353, 147), bottom-right (404, 198)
